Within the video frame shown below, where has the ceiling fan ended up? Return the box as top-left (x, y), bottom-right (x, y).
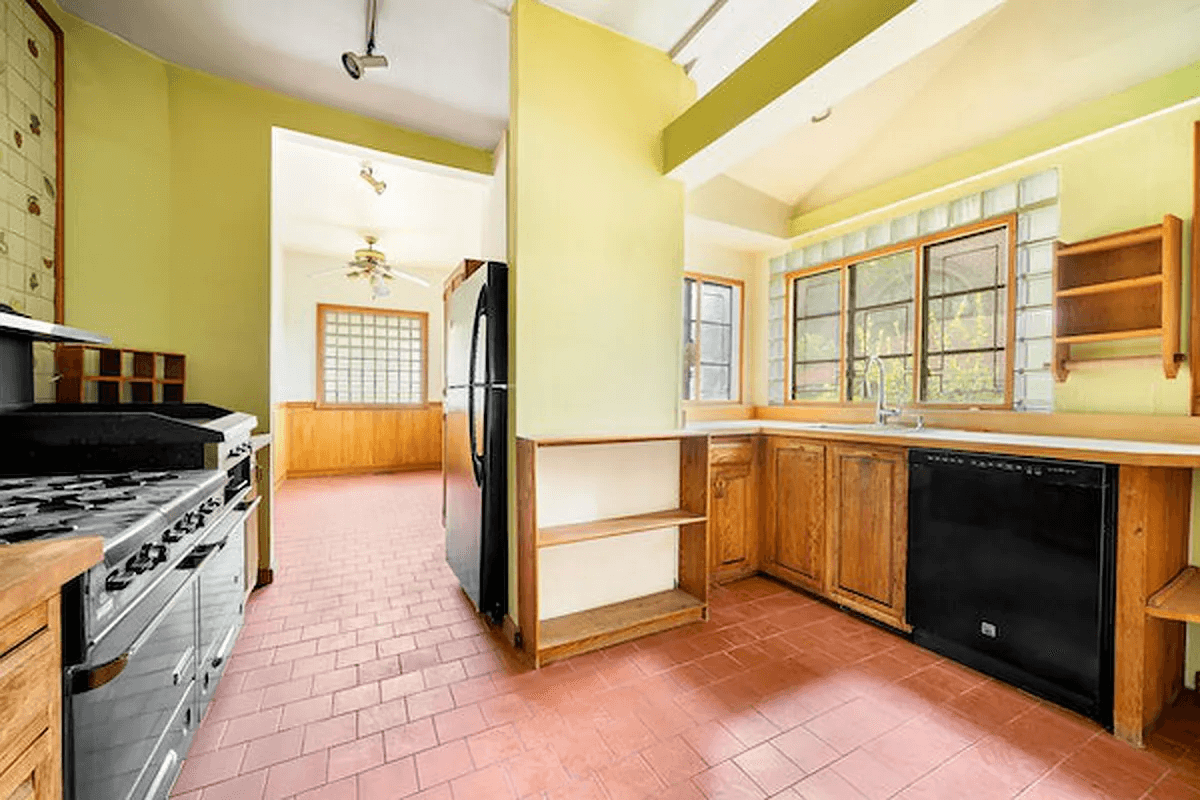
top-left (308, 235), bottom-right (430, 299)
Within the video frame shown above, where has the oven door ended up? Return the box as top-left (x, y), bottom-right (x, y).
top-left (197, 496), bottom-right (256, 720)
top-left (68, 576), bottom-right (198, 800)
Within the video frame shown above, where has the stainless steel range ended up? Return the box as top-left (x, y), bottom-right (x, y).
top-left (1, 306), bottom-right (262, 800)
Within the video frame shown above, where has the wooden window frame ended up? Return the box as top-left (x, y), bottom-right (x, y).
top-left (316, 302), bottom-right (430, 410)
top-left (683, 272), bottom-right (745, 406)
top-left (785, 214), bottom-right (1018, 409)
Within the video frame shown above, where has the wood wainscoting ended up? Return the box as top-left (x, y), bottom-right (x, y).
top-left (277, 402), bottom-right (443, 480)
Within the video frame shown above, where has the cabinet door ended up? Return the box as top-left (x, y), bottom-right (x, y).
top-left (0, 730), bottom-right (55, 800)
top-left (827, 445), bottom-right (908, 629)
top-left (764, 438), bottom-right (826, 594)
top-left (710, 462), bottom-right (755, 583)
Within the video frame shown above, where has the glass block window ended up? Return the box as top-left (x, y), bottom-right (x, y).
top-left (317, 304), bottom-right (426, 406)
top-left (683, 275), bottom-right (742, 402)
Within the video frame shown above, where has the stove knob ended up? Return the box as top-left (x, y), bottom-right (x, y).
top-left (126, 554), bottom-right (151, 574)
top-left (144, 543), bottom-right (168, 565)
top-left (163, 528), bottom-right (182, 543)
top-left (106, 570), bottom-right (134, 591)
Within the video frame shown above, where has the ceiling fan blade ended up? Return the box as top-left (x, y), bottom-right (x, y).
top-left (380, 265), bottom-right (431, 287)
top-left (307, 266), bottom-right (351, 278)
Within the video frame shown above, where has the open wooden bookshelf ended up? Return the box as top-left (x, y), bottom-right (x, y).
top-left (516, 432), bottom-right (710, 667)
top-left (56, 345), bottom-right (186, 404)
top-left (1053, 215), bottom-right (1183, 382)
top-left (1147, 566), bottom-right (1200, 623)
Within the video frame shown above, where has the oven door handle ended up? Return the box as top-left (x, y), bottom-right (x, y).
top-left (68, 652), bottom-right (128, 694)
top-left (71, 576), bottom-right (194, 695)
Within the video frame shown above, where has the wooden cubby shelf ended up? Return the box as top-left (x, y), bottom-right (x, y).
top-left (1053, 215), bottom-right (1183, 382)
top-left (1146, 566), bottom-right (1200, 623)
top-left (538, 509), bottom-right (707, 548)
top-left (56, 345), bottom-right (187, 404)
top-left (539, 588), bottom-right (705, 665)
top-left (517, 433), bottom-right (710, 668)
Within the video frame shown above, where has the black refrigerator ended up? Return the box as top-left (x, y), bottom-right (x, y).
top-left (444, 261), bottom-right (508, 624)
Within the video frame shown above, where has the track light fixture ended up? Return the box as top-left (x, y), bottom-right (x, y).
top-left (342, 0), bottom-right (388, 79)
top-left (359, 163), bottom-right (387, 195)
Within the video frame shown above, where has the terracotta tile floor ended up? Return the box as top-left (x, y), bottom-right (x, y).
top-left (171, 471), bottom-right (1200, 800)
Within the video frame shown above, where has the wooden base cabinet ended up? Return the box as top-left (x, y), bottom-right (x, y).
top-left (762, 438), bottom-right (827, 595)
top-left (826, 444), bottom-right (909, 630)
top-left (709, 438), bottom-right (758, 583)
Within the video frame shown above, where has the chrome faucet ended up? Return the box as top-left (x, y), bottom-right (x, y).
top-left (866, 355), bottom-right (901, 426)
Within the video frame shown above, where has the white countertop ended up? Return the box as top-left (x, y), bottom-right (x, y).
top-left (686, 419), bottom-right (1200, 466)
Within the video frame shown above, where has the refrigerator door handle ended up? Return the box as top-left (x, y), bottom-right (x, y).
top-left (467, 284), bottom-right (487, 487)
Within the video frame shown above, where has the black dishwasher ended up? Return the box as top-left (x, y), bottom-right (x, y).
top-left (907, 449), bottom-right (1118, 727)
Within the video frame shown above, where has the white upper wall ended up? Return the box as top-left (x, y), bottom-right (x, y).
top-left (270, 129), bottom-right (494, 405)
top-left (277, 249), bottom-right (448, 403)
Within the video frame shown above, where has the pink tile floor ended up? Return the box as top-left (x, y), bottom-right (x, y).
top-left (170, 471), bottom-right (1200, 800)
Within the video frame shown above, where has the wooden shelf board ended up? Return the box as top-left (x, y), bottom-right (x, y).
top-left (538, 509), bottom-right (706, 548)
top-left (1056, 224), bottom-right (1163, 257)
top-left (1057, 328), bottom-right (1163, 345)
top-left (1147, 566), bottom-right (1200, 622)
top-left (1057, 274), bottom-right (1163, 299)
top-left (522, 431), bottom-right (710, 447)
top-left (538, 588), bottom-right (704, 665)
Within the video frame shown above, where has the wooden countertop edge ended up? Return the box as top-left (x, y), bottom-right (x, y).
top-left (705, 425), bottom-right (1200, 468)
top-left (0, 537), bottom-right (103, 622)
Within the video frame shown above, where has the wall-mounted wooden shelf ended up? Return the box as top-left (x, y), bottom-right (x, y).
top-left (538, 509), bottom-right (706, 548)
top-left (516, 434), bottom-right (710, 667)
top-left (56, 345), bottom-right (186, 404)
top-left (1146, 566), bottom-right (1200, 623)
top-left (1053, 216), bottom-right (1183, 382)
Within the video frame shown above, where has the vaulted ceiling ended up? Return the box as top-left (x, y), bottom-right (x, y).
top-left (723, 0), bottom-right (1200, 214)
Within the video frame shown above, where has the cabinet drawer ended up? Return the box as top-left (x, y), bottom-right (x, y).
top-left (0, 630), bottom-right (54, 776)
top-left (710, 438), bottom-right (754, 465)
top-left (0, 601), bottom-right (50, 661)
top-left (0, 729), bottom-right (53, 800)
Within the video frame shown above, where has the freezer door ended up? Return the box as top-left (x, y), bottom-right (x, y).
top-left (444, 385), bottom-right (483, 609)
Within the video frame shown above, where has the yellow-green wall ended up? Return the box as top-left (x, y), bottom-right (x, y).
top-left (507, 0), bottom-right (694, 619)
top-left (52, 3), bottom-right (492, 428)
top-left (509, 0), bottom-right (694, 437)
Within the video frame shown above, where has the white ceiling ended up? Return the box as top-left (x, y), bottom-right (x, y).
top-left (725, 0), bottom-right (1200, 211)
top-left (60, 0), bottom-right (723, 151)
top-left (61, 0), bottom-right (513, 149)
top-left (273, 130), bottom-right (490, 276)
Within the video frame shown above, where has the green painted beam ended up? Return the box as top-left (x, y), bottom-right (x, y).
top-left (661, 0), bottom-right (915, 175)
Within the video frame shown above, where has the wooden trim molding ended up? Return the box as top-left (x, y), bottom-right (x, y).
top-left (1191, 121), bottom-right (1200, 414)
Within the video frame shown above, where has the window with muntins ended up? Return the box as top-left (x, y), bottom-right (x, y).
top-left (317, 304), bottom-right (427, 406)
top-left (921, 227), bottom-right (1010, 404)
top-left (786, 219), bottom-right (1016, 408)
top-left (683, 275), bottom-right (743, 402)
